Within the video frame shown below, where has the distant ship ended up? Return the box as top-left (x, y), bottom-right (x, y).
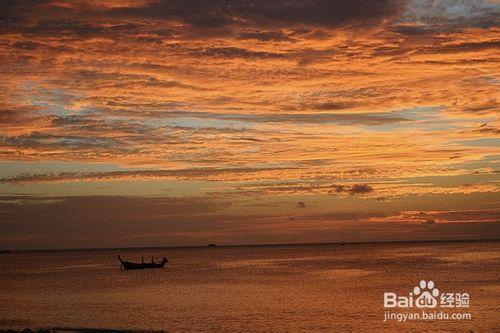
top-left (117, 255), bottom-right (168, 270)
top-left (207, 243), bottom-right (217, 247)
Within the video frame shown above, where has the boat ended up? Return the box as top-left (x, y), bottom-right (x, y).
top-left (207, 243), bottom-right (217, 247)
top-left (117, 255), bottom-right (168, 270)
top-left (0, 250), bottom-right (10, 254)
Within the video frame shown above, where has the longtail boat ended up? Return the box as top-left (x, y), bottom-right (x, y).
top-left (118, 255), bottom-right (168, 270)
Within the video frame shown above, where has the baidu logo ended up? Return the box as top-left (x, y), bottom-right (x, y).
top-left (383, 280), bottom-right (471, 322)
top-left (384, 280), bottom-right (469, 309)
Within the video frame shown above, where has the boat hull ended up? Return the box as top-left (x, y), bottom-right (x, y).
top-left (121, 262), bottom-right (166, 270)
top-left (118, 255), bottom-right (168, 270)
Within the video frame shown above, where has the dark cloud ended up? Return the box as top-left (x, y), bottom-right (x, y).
top-left (0, 1), bottom-right (407, 42)
top-left (0, 0), bottom-right (45, 25)
top-left (460, 99), bottom-right (498, 114)
top-left (0, 107), bottom-right (45, 125)
top-left (238, 31), bottom-right (293, 42)
top-left (348, 184), bottom-right (374, 195)
top-left (0, 166), bottom-right (295, 184)
top-left (112, 0), bottom-right (404, 28)
top-left (1, 132), bottom-right (119, 150)
top-left (331, 184), bottom-right (374, 195)
top-left (425, 210), bottom-right (500, 222)
top-left (11, 40), bottom-right (40, 50)
top-left (61, 70), bottom-right (206, 91)
top-left (399, 210), bottom-right (500, 224)
top-left (29, 20), bottom-right (148, 39)
top-left (252, 112), bottom-right (405, 125)
top-left (156, 110), bottom-right (410, 126)
top-left (392, 24), bottom-right (435, 36)
top-left (195, 46), bottom-right (284, 59)
top-left (311, 102), bottom-right (357, 111)
top-left (427, 41), bottom-right (500, 54)
top-left (262, 183), bottom-right (375, 196)
top-left (240, 0), bottom-right (401, 27)
top-left (474, 124), bottom-right (500, 135)
top-left (2, 0), bottom-right (497, 44)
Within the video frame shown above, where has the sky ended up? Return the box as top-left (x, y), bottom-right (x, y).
top-left (0, 0), bottom-right (499, 249)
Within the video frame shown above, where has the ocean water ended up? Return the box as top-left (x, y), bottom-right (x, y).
top-left (0, 241), bottom-right (498, 332)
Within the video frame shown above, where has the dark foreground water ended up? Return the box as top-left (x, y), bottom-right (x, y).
top-left (0, 241), bottom-right (498, 332)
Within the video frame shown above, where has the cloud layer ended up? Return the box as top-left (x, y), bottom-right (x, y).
top-left (0, 0), bottom-right (498, 248)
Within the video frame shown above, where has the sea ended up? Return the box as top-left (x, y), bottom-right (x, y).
top-left (0, 241), bottom-right (498, 332)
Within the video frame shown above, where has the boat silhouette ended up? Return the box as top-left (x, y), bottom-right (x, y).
top-left (117, 255), bottom-right (168, 270)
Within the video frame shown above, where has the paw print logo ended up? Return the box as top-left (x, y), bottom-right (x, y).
top-left (414, 280), bottom-right (440, 308)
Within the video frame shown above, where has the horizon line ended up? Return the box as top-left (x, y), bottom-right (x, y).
top-left (5, 237), bottom-right (500, 253)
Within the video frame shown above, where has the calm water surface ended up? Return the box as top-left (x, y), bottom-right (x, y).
top-left (0, 241), bottom-right (499, 332)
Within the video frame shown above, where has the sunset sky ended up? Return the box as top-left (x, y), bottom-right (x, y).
top-left (0, 0), bottom-right (499, 249)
